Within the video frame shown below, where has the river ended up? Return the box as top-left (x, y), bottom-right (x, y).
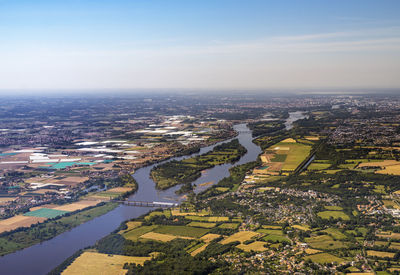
top-left (0, 112), bottom-right (305, 275)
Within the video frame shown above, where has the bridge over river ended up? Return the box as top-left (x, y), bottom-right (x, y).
top-left (114, 200), bottom-right (179, 208)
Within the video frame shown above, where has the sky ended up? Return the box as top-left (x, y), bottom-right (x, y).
top-left (0, 0), bottom-right (400, 91)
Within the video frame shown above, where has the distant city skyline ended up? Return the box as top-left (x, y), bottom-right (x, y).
top-left (1, 0), bottom-right (400, 91)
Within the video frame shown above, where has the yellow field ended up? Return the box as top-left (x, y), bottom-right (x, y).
top-left (382, 200), bottom-right (400, 209)
top-left (140, 232), bottom-right (177, 242)
top-left (376, 231), bottom-right (400, 239)
top-left (125, 221), bottom-right (142, 231)
top-left (262, 225), bottom-right (281, 229)
top-left (62, 252), bottom-right (151, 275)
top-left (220, 231), bottom-right (259, 245)
top-left (198, 181), bottom-right (214, 187)
top-left (53, 200), bottom-right (99, 212)
top-left (305, 248), bottom-right (321, 254)
top-left (305, 136), bottom-right (320, 141)
top-left (0, 197), bottom-right (17, 204)
top-left (281, 138), bottom-right (296, 143)
top-left (170, 209), bottom-right (209, 216)
top-left (376, 164), bottom-right (400, 175)
top-left (207, 216), bottom-right (229, 222)
top-left (0, 215), bottom-right (47, 233)
top-left (190, 243), bottom-right (208, 256)
top-left (358, 160), bottom-right (400, 168)
top-left (366, 250), bottom-right (395, 258)
top-left (106, 187), bottom-right (133, 193)
top-left (260, 155), bottom-right (269, 163)
top-left (200, 233), bottom-right (221, 243)
top-left (237, 241), bottom-right (268, 252)
top-left (292, 224), bottom-right (310, 231)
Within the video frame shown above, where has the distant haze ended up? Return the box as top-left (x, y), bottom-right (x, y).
top-left (0, 0), bottom-right (400, 91)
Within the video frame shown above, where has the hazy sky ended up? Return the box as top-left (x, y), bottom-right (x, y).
top-left (1, 0), bottom-right (400, 91)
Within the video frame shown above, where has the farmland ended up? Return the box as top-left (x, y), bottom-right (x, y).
top-left (150, 139), bottom-right (247, 189)
top-left (317, 211), bottom-right (350, 221)
top-left (0, 202), bottom-right (118, 256)
top-left (220, 231), bottom-right (259, 244)
top-left (237, 241), bottom-right (268, 252)
top-left (153, 225), bottom-right (209, 238)
top-left (62, 252), bottom-right (151, 275)
top-left (258, 139), bottom-right (312, 175)
top-left (305, 235), bottom-right (347, 250)
top-left (304, 252), bottom-right (345, 264)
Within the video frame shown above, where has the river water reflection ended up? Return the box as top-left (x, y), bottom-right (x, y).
top-left (0, 112), bottom-right (304, 274)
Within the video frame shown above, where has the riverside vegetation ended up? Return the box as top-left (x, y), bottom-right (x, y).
top-left (150, 139), bottom-right (247, 190)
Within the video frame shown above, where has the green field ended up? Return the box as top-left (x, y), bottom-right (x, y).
top-left (317, 211), bottom-right (350, 221)
top-left (308, 163), bottom-right (331, 170)
top-left (304, 252), bottom-right (345, 264)
top-left (24, 208), bottom-right (69, 219)
top-left (218, 223), bottom-right (239, 229)
top-left (263, 234), bottom-right (290, 243)
top-left (321, 228), bottom-right (347, 240)
top-left (269, 141), bottom-right (312, 171)
top-left (324, 206), bottom-right (343, 210)
top-left (123, 225), bottom-right (158, 241)
top-left (153, 225), bottom-right (209, 238)
top-left (305, 235), bottom-right (347, 250)
top-left (271, 154), bottom-right (287, 162)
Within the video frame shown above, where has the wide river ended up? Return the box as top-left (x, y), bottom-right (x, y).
top-left (0, 113), bottom-right (304, 275)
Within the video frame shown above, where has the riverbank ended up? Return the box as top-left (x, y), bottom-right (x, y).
top-left (0, 174), bottom-right (138, 257)
top-left (150, 139), bottom-right (247, 190)
top-left (0, 123), bottom-right (263, 275)
top-left (0, 202), bottom-right (119, 257)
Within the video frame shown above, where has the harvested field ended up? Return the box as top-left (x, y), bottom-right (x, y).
top-left (106, 187), bottom-right (133, 193)
top-left (376, 232), bottom-right (400, 239)
top-left (377, 164), bottom-right (400, 175)
top-left (171, 209), bottom-right (209, 216)
top-left (382, 200), bottom-right (400, 209)
top-left (220, 231), bottom-right (259, 245)
top-left (62, 252), bottom-right (151, 275)
top-left (237, 241), bottom-right (268, 252)
top-left (187, 222), bottom-right (216, 228)
top-left (358, 160), bottom-right (400, 168)
top-left (198, 181), bottom-right (214, 187)
top-left (140, 232), bottom-right (177, 242)
top-left (119, 221), bottom-right (142, 234)
top-left (262, 225), bottom-right (282, 229)
top-left (190, 243), bottom-right (208, 256)
top-left (281, 138), bottom-right (296, 143)
top-left (0, 215), bottom-right (47, 233)
top-left (122, 225), bottom-right (158, 241)
top-left (53, 200), bottom-right (99, 212)
top-left (367, 250), bottom-right (395, 258)
top-left (0, 197), bottom-right (17, 204)
top-left (305, 248), bottom-right (322, 254)
top-left (185, 216), bottom-right (229, 222)
top-left (200, 233), bottom-right (221, 243)
top-left (292, 224), bottom-right (310, 231)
